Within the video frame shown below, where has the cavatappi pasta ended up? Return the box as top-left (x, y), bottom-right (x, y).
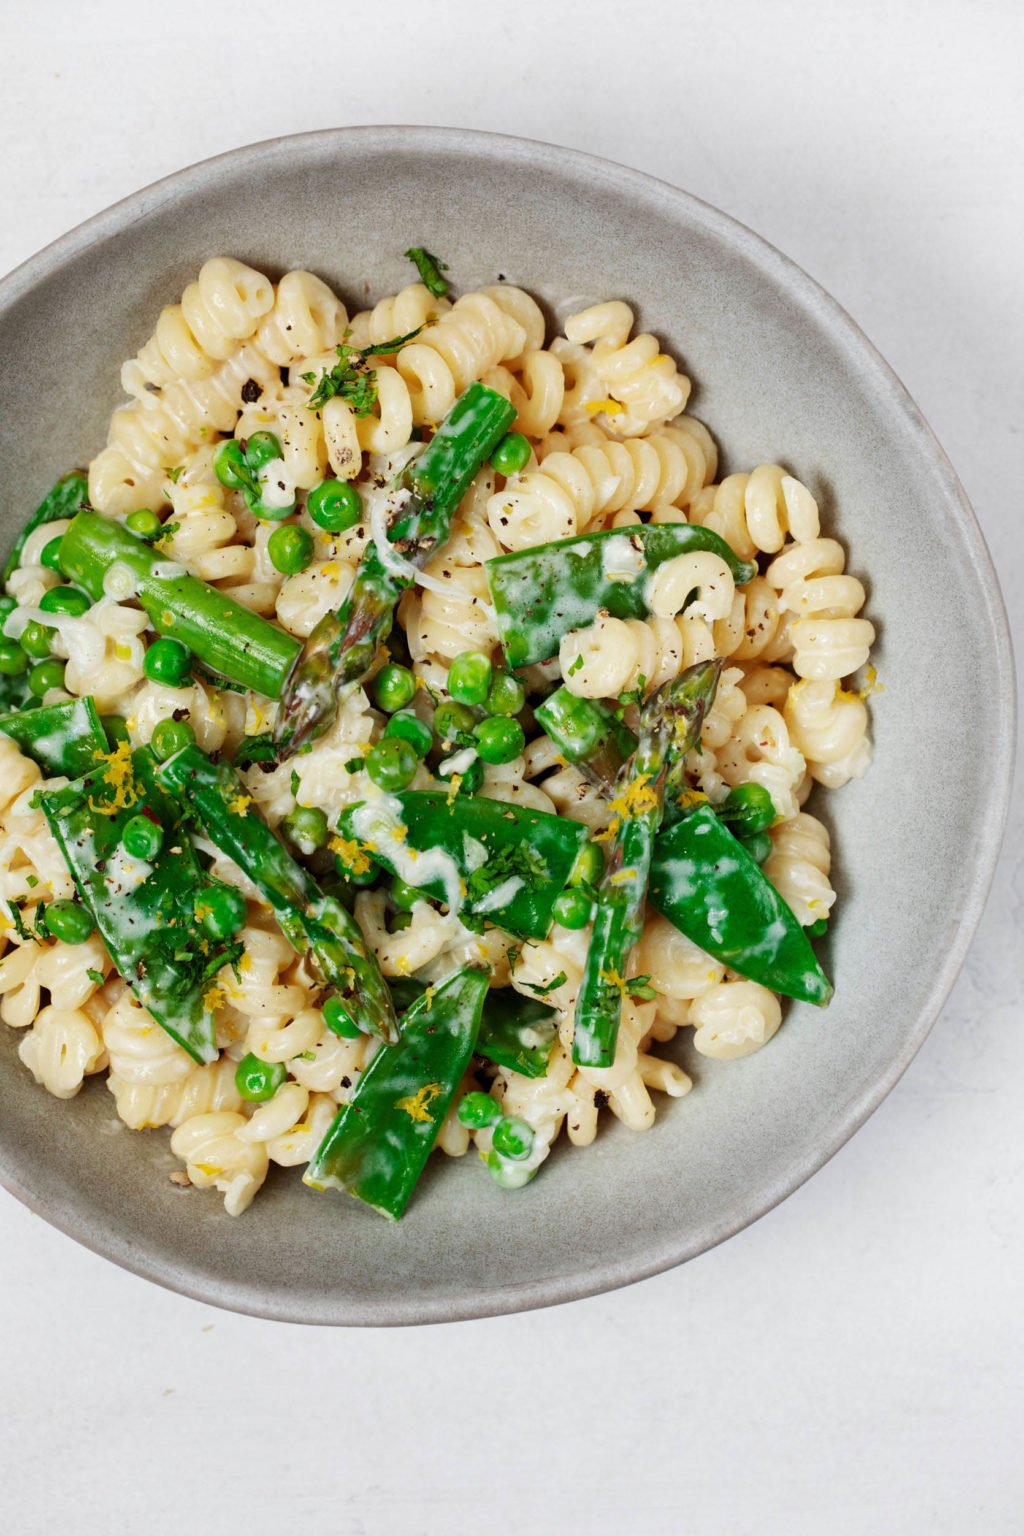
top-left (0, 253), bottom-right (875, 1219)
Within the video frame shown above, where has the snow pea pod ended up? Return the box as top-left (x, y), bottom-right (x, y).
top-left (390, 977), bottom-right (557, 1079)
top-left (0, 696), bottom-right (108, 778)
top-left (486, 524), bottom-right (757, 668)
top-left (337, 791), bottom-right (588, 941)
top-left (40, 746), bottom-right (226, 1063)
top-left (3, 471), bottom-right (88, 583)
top-left (158, 744), bottom-right (397, 1043)
top-left (534, 686), bottom-right (637, 790)
top-left (305, 965), bottom-right (490, 1220)
top-left (649, 804), bottom-right (833, 1006)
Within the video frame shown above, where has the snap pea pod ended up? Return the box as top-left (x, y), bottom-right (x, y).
top-left (40, 747), bottom-right (226, 1063)
top-left (534, 686), bottom-right (637, 790)
top-left (3, 471), bottom-right (88, 583)
top-left (572, 660), bottom-right (722, 1069)
top-left (157, 744), bottom-right (397, 1042)
top-left (390, 977), bottom-right (557, 1079)
top-left (59, 510), bottom-right (301, 698)
top-left (275, 382), bottom-right (517, 754)
top-left (0, 696), bottom-right (108, 778)
top-left (649, 803), bottom-right (833, 1006)
top-left (486, 524), bottom-right (757, 668)
top-left (305, 965), bottom-right (489, 1220)
top-left (337, 791), bottom-right (588, 941)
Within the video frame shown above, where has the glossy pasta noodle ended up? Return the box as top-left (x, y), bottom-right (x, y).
top-left (0, 254), bottom-right (875, 1217)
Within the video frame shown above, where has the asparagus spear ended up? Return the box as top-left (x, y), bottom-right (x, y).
top-left (571, 659), bottom-right (722, 1069)
top-left (59, 510), bottom-right (301, 698)
top-left (3, 471), bottom-right (88, 583)
top-left (274, 381), bottom-right (516, 754)
top-left (534, 687), bottom-right (638, 791)
top-left (157, 744), bottom-right (397, 1043)
top-left (0, 696), bottom-right (108, 778)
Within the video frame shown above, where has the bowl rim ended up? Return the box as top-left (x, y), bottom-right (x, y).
top-left (0, 124), bottom-right (1016, 1326)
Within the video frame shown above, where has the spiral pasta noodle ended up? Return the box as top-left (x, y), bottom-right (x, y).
top-left (762, 812), bottom-right (836, 927)
top-left (689, 466), bottom-right (820, 561)
top-left (561, 300), bottom-right (691, 434)
top-left (765, 538), bottom-right (876, 680)
top-left (121, 258), bottom-right (276, 396)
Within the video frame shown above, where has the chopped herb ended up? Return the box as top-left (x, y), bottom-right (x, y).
top-left (303, 328), bottom-right (424, 413)
top-left (156, 521), bottom-right (180, 544)
top-left (86, 968), bottom-right (105, 986)
top-left (164, 466), bottom-right (184, 484)
top-left (465, 843), bottom-right (550, 909)
top-left (404, 246), bottom-right (450, 298)
top-left (616, 674), bottom-right (647, 710)
top-left (568, 654), bottom-right (584, 677)
top-left (625, 972), bottom-right (657, 1001)
top-left (344, 756), bottom-right (365, 774)
top-left (523, 971), bottom-right (567, 997)
top-left (296, 1049), bottom-right (317, 1061)
top-left (290, 769), bottom-right (300, 797)
top-left (25, 875), bottom-right (38, 889)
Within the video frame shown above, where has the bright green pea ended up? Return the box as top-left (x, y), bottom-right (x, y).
top-left (492, 1116), bottom-right (534, 1161)
top-left (39, 585), bottom-right (90, 618)
top-left (306, 478), bottom-right (361, 532)
top-left (366, 738), bottom-right (418, 793)
top-left (213, 438), bottom-right (251, 490)
top-left (144, 637), bottom-right (192, 687)
top-left (437, 753), bottom-right (484, 795)
top-left (390, 911), bottom-right (413, 932)
top-left (0, 638), bottom-right (27, 677)
top-left (434, 700), bottom-right (477, 743)
top-left (196, 883), bottom-right (247, 940)
top-left (126, 508), bottom-right (162, 540)
top-left (28, 658), bottom-right (65, 697)
top-left (490, 431), bottom-right (531, 477)
top-left (267, 524), bottom-right (314, 575)
top-left (244, 431), bottom-right (283, 470)
top-left (447, 650), bottom-right (493, 706)
top-left (570, 842), bottom-right (604, 888)
top-left (719, 783), bottom-right (777, 835)
top-left (235, 1052), bottom-right (287, 1103)
top-left (150, 717), bottom-right (195, 761)
top-left (741, 830), bottom-right (773, 865)
top-left (372, 663), bottom-right (417, 714)
top-left (807, 916), bottom-right (829, 938)
top-left (19, 621), bottom-right (53, 659)
top-left (473, 716), bottom-right (525, 765)
top-left (334, 849), bottom-right (379, 887)
top-left (552, 887), bottom-right (594, 930)
top-left (323, 993), bottom-right (362, 1038)
top-left (0, 595), bottom-right (14, 622)
top-left (485, 670), bottom-right (526, 717)
top-left (283, 805), bottom-right (329, 855)
top-left (122, 813), bottom-right (164, 861)
top-left (383, 710), bottom-right (433, 758)
top-left (457, 1091), bottom-right (502, 1129)
top-left (40, 536), bottom-right (65, 571)
top-left (43, 899), bottom-right (95, 945)
top-left (102, 715), bottom-right (131, 747)
top-left (390, 876), bottom-right (426, 912)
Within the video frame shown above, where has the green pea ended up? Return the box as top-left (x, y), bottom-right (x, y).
top-left (485, 670), bottom-right (526, 717)
top-left (552, 887), bottom-right (594, 930)
top-left (490, 431), bottom-right (531, 477)
top-left (473, 715), bottom-right (525, 765)
top-left (371, 663), bottom-right (416, 714)
top-left (433, 700), bottom-right (477, 744)
top-left (492, 1116), bottom-right (534, 1161)
top-left (366, 738), bottom-right (418, 793)
top-left (235, 1052), bottom-right (286, 1103)
top-left (283, 805), bottom-right (329, 855)
top-left (213, 438), bottom-right (251, 490)
top-left (741, 830), bottom-right (773, 865)
top-left (102, 714), bottom-right (131, 747)
top-left (0, 595), bottom-right (15, 622)
top-left (383, 710), bottom-right (433, 759)
top-left (719, 783), bottom-right (777, 835)
top-left (807, 916), bottom-right (829, 938)
top-left (150, 717), bottom-right (195, 761)
top-left (19, 621), bottom-right (53, 659)
top-left (0, 638), bottom-right (27, 677)
top-left (389, 911), bottom-right (413, 933)
top-left (143, 637), bottom-right (192, 687)
top-left (122, 813), bottom-right (164, 861)
top-left (334, 849), bottom-right (378, 887)
top-left (438, 754), bottom-right (484, 795)
top-left (457, 1091), bottom-right (503, 1129)
top-left (244, 430), bottom-right (283, 470)
top-left (447, 650), bottom-right (493, 706)
top-left (195, 883), bottom-right (248, 940)
top-left (390, 876), bottom-right (426, 912)
top-left (40, 536), bottom-right (65, 571)
top-left (28, 658), bottom-right (65, 697)
top-left (43, 899), bottom-right (95, 945)
top-left (39, 585), bottom-right (90, 618)
top-left (267, 524), bottom-right (314, 575)
top-left (323, 993), bottom-right (362, 1038)
top-left (126, 508), bottom-right (162, 540)
top-left (570, 842), bottom-right (604, 888)
top-left (244, 487), bottom-right (296, 523)
top-left (307, 478), bottom-right (362, 532)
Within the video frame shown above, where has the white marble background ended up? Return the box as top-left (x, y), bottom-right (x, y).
top-left (1, 2), bottom-right (1020, 1531)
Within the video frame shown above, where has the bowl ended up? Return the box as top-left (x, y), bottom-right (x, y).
top-left (0, 127), bottom-right (1014, 1324)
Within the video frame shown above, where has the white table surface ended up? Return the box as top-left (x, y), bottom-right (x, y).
top-left (2, 3), bottom-right (1021, 1531)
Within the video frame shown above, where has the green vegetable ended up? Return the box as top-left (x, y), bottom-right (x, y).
top-left (323, 993), bottom-right (363, 1039)
top-left (143, 636), bottom-right (192, 687)
top-left (457, 1091), bottom-right (502, 1129)
top-left (275, 383), bottom-right (517, 753)
top-left (213, 439), bottom-right (251, 489)
top-left (484, 670), bottom-right (526, 717)
top-left (384, 710), bottom-right (432, 758)
top-left (338, 791), bottom-right (588, 942)
top-left (302, 328), bottom-right (424, 413)
top-left (60, 510), bottom-right (301, 698)
top-left (572, 660), bottom-right (722, 1069)
top-left (390, 975), bottom-right (558, 1079)
top-left (492, 1116), bottom-right (534, 1160)
top-left (434, 700), bottom-right (476, 743)
top-left (40, 537), bottom-right (66, 571)
top-left (552, 887), bottom-right (594, 930)
top-left (305, 965), bottom-right (488, 1219)
top-left (157, 744), bottom-right (398, 1043)
top-left (0, 639), bottom-right (27, 677)
top-left (19, 621), bottom-right (53, 659)
top-left (473, 715), bottom-right (524, 765)
top-left (39, 585), bottom-right (90, 617)
top-left (126, 509), bottom-right (161, 540)
top-left (151, 717), bottom-right (195, 761)
top-left (448, 650), bottom-right (493, 706)
top-left (437, 753), bottom-right (484, 795)
top-left (490, 432), bottom-right (531, 477)
top-left (245, 431), bottom-right (282, 471)
top-left (102, 715), bottom-right (130, 747)
top-left (649, 804), bottom-right (832, 1006)
top-left (43, 899), bottom-right (95, 945)
top-left (366, 737), bottom-right (418, 792)
top-left (235, 1053), bottom-right (286, 1103)
top-left (307, 479), bottom-right (362, 532)
top-left (122, 813), bottom-right (164, 861)
top-left (3, 471), bottom-right (88, 584)
top-left (535, 687), bottom-right (637, 790)
top-left (195, 883), bottom-right (247, 941)
top-left (0, 696), bottom-right (108, 777)
top-left (570, 842), bottom-right (604, 888)
top-left (716, 782), bottom-right (777, 835)
top-left (28, 658), bottom-right (65, 697)
top-left (404, 245), bottom-right (450, 298)
top-left (740, 829), bottom-right (773, 864)
top-left (268, 524), bottom-right (314, 575)
top-left (282, 804), bottom-right (329, 855)
top-left (487, 524), bottom-right (757, 668)
top-left (390, 876), bottom-right (426, 912)
top-left (371, 662), bottom-right (416, 713)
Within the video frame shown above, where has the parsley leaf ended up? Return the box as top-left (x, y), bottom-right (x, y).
top-left (522, 971), bottom-right (567, 997)
top-left (464, 843), bottom-right (549, 909)
top-left (625, 972), bottom-right (657, 1002)
top-left (304, 328), bottom-right (424, 413)
top-left (290, 769), bottom-right (300, 798)
top-left (86, 968), bottom-right (105, 986)
top-left (404, 246), bottom-right (450, 299)
top-left (164, 465), bottom-right (184, 484)
top-left (568, 654), bottom-right (584, 677)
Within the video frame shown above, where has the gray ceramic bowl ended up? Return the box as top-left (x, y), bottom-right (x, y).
top-left (0, 128), bottom-right (1014, 1324)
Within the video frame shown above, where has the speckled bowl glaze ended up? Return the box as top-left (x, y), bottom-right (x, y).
top-left (0, 128), bottom-right (1014, 1325)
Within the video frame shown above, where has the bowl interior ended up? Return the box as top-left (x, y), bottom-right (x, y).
top-left (0, 128), bottom-right (1013, 1323)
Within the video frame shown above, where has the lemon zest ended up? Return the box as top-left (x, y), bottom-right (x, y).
top-left (87, 741), bottom-right (139, 817)
top-left (856, 665), bottom-right (884, 700)
top-left (203, 984), bottom-right (226, 1012)
top-left (608, 773), bottom-right (657, 822)
top-left (395, 1082), bottom-right (443, 1123)
top-left (227, 793), bottom-right (252, 816)
top-left (586, 398), bottom-right (625, 416)
top-left (328, 836), bottom-right (373, 876)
